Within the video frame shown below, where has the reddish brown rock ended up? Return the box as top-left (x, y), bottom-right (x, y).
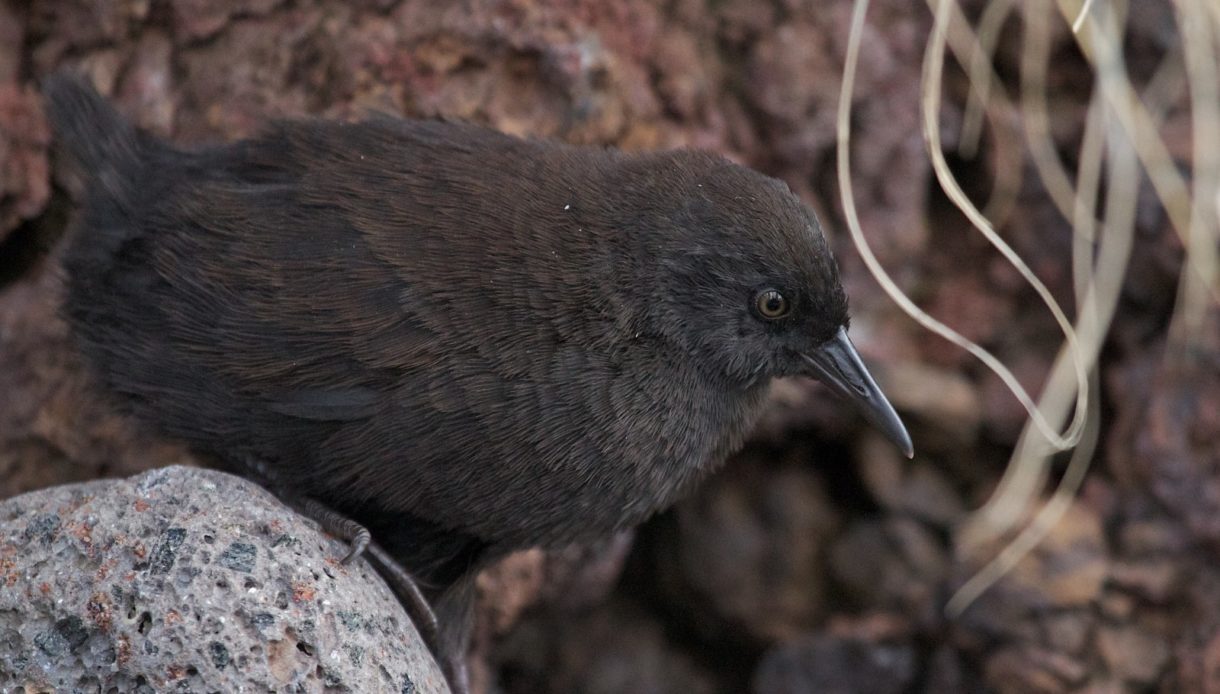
top-left (829, 516), bottom-right (947, 626)
top-left (468, 533), bottom-right (633, 694)
top-left (116, 31), bottom-right (176, 136)
top-left (655, 446), bottom-right (841, 643)
top-left (472, 532), bottom-right (633, 636)
top-left (0, 83), bottom-right (51, 240)
top-left (0, 265), bottom-right (189, 500)
top-left (0, 2), bottom-right (23, 84)
top-left (1097, 624), bottom-right (1171, 685)
top-left (857, 435), bottom-right (967, 527)
top-left (27, 0), bottom-right (150, 74)
top-left (494, 598), bottom-right (719, 694)
top-left (1111, 324), bottom-right (1220, 546)
top-left (169, 0), bottom-right (286, 43)
top-left (983, 643), bottom-right (1086, 694)
top-left (534, 531), bottom-right (634, 610)
top-left (751, 629), bottom-right (917, 694)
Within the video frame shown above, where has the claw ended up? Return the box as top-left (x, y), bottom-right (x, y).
top-left (341, 526), bottom-right (371, 564)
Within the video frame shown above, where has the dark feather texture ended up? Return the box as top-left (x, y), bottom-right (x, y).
top-left (43, 75), bottom-right (897, 673)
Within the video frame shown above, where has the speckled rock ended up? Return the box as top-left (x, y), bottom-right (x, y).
top-left (0, 465), bottom-right (448, 693)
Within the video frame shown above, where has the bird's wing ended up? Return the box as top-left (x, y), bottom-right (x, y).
top-left (145, 139), bottom-right (450, 423)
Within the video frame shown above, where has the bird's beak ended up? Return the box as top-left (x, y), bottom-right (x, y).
top-left (800, 327), bottom-right (914, 458)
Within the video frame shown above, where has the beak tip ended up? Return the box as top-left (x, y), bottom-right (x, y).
top-left (802, 327), bottom-right (915, 460)
top-left (890, 425), bottom-right (915, 460)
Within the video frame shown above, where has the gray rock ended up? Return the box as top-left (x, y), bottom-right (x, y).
top-left (0, 465), bottom-right (448, 693)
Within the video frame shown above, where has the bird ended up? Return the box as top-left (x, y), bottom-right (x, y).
top-left (43, 74), bottom-right (912, 692)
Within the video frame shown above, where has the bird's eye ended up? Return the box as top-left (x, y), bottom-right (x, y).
top-left (754, 289), bottom-right (790, 320)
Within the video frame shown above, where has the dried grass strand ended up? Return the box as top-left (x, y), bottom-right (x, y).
top-left (839, 0), bottom-right (1090, 460)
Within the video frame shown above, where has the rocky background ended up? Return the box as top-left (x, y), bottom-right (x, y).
top-left (0, 0), bottom-right (1215, 692)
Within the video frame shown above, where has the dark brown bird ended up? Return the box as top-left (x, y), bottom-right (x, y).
top-left (44, 75), bottom-right (911, 691)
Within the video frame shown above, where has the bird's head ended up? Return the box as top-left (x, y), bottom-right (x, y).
top-left (614, 150), bottom-right (913, 457)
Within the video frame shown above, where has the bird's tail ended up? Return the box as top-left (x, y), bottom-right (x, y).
top-left (44, 72), bottom-right (162, 306)
top-left (42, 73), bottom-right (145, 196)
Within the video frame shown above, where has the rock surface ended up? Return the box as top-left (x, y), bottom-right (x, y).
top-left (751, 629), bottom-right (918, 694)
top-left (494, 597), bottom-right (720, 694)
top-left (0, 465), bottom-right (448, 693)
top-left (651, 445), bottom-right (841, 643)
top-left (0, 267), bottom-right (188, 500)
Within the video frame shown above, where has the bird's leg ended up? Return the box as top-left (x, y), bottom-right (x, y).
top-left (238, 462), bottom-right (466, 693)
top-left (291, 496), bottom-right (442, 648)
top-left (288, 495), bottom-right (467, 692)
top-left (237, 463), bottom-right (371, 563)
top-left (365, 534), bottom-right (469, 694)
top-left (363, 539), bottom-right (440, 644)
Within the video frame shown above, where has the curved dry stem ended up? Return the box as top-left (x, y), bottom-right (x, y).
top-left (933, 0), bottom-right (1025, 240)
top-left (947, 368), bottom-right (1102, 616)
top-left (959, 0), bottom-right (1016, 157)
top-left (922, 0), bottom-right (1092, 453)
top-left (971, 0), bottom-right (1105, 538)
top-left (1166, 0), bottom-right (1220, 354)
top-left (840, 0), bottom-right (1084, 459)
top-left (1020, 1), bottom-right (1103, 237)
top-left (1072, 0), bottom-right (1097, 33)
top-left (951, 71), bottom-right (1139, 614)
top-left (844, 0), bottom-right (1212, 616)
top-left (1054, 0), bottom-right (1220, 303)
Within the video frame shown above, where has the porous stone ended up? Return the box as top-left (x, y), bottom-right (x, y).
top-left (0, 465), bottom-right (448, 693)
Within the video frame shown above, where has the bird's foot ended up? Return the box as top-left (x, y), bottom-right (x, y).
top-left (241, 468), bottom-right (465, 694)
top-left (296, 496), bottom-right (372, 564)
top-left (292, 496), bottom-right (466, 693)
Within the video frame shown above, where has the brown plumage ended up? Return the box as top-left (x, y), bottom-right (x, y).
top-left (44, 74), bottom-right (911, 690)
